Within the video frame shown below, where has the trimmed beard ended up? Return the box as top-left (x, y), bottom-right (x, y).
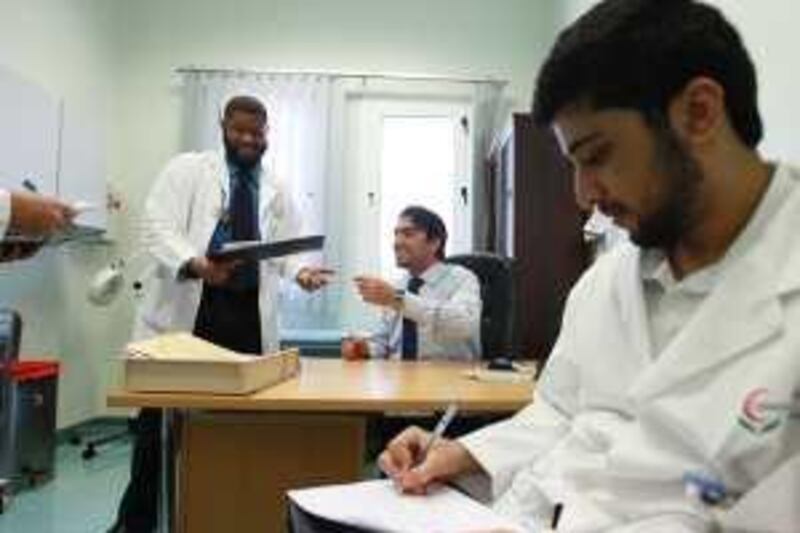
top-left (630, 122), bottom-right (703, 250)
top-left (223, 136), bottom-right (265, 171)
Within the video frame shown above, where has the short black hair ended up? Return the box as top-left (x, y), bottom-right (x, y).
top-left (532, 0), bottom-right (762, 148)
top-left (223, 95), bottom-right (267, 123)
top-left (400, 206), bottom-right (448, 260)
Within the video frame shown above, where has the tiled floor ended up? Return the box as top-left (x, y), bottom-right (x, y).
top-left (0, 425), bottom-right (131, 533)
top-left (0, 419), bottom-right (386, 532)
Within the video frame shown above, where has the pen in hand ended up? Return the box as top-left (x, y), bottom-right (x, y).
top-left (550, 502), bottom-right (563, 530)
top-left (418, 403), bottom-right (459, 465)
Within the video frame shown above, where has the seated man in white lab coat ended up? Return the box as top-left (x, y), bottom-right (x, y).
top-left (110, 95), bottom-right (330, 533)
top-left (343, 205), bottom-right (481, 362)
top-left (0, 189), bottom-right (75, 261)
top-left (372, 1), bottom-right (800, 532)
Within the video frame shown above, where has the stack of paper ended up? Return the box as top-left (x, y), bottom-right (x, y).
top-left (124, 333), bottom-right (300, 394)
top-left (463, 364), bottom-right (537, 384)
top-left (288, 479), bottom-right (524, 532)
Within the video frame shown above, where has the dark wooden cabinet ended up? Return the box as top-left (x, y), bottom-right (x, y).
top-left (485, 113), bottom-right (589, 363)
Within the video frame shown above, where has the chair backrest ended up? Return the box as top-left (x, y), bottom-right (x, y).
top-left (445, 253), bottom-right (515, 360)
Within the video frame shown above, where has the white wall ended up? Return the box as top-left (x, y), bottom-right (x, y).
top-left (558, 0), bottom-right (598, 26)
top-left (110, 0), bottom-right (559, 215)
top-left (1, 0), bottom-right (562, 427)
top-left (703, 0), bottom-right (800, 163)
top-left (558, 0), bottom-right (800, 163)
top-left (0, 0), bottom-right (125, 428)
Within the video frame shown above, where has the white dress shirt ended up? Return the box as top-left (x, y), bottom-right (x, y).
top-left (368, 261), bottom-right (482, 361)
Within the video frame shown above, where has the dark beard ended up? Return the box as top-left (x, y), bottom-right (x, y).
top-left (630, 124), bottom-right (703, 250)
top-left (223, 136), bottom-right (264, 171)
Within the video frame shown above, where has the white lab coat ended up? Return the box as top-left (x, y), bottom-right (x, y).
top-left (461, 164), bottom-right (800, 532)
top-left (132, 150), bottom-right (305, 352)
top-left (715, 452), bottom-right (800, 532)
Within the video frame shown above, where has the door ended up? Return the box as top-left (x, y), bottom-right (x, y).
top-left (341, 96), bottom-right (473, 329)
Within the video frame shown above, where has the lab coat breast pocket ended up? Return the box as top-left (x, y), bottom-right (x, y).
top-left (707, 342), bottom-right (800, 491)
top-left (140, 269), bottom-right (196, 334)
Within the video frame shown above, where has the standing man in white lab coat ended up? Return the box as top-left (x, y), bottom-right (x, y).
top-left (110, 94), bottom-right (330, 533)
top-left (373, 1), bottom-right (800, 531)
top-left (132, 94), bottom-right (329, 353)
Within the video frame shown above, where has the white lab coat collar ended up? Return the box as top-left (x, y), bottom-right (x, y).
top-left (211, 150), bottom-right (279, 230)
top-left (628, 163), bottom-right (800, 400)
top-left (614, 244), bottom-right (655, 366)
top-left (641, 249), bottom-right (720, 296)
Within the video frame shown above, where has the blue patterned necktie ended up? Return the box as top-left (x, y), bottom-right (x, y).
top-left (228, 168), bottom-right (259, 289)
top-left (401, 277), bottom-right (425, 360)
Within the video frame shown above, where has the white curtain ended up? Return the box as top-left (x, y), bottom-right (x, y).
top-left (179, 71), bottom-right (338, 332)
top-left (179, 70), bottom-right (505, 335)
top-left (470, 82), bottom-right (507, 250)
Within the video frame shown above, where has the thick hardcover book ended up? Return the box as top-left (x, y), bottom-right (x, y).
top-left (124, 333), bottom-right (300, 395)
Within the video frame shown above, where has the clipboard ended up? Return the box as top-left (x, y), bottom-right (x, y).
top-left (207, 234), bottom-right (324, 262)
top-left (2, 223), bottom-right (105, 246)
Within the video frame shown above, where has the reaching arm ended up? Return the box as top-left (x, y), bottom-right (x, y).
top-left (457, 285), bottom-right (585, 499)
top-left (1, 189), bottom-right (76, 239)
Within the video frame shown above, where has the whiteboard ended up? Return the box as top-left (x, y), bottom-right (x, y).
top-left (0, 64), bottom-right (107, 229)
top-left (58, 102), bottom-right (107, 229)
top-left (0, 64), bottom-right (59, 196)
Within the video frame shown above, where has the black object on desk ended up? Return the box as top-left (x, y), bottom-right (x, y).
top-left (208, 235), bottom-right (324, 262)
top-left (487, 356), bottom-right (515, 371)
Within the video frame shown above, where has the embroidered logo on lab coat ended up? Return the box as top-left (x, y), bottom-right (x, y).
top-left (737, 388), bottom-right (782, 435)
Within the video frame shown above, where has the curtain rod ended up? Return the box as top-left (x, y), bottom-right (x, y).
top-left (175, 66), bottom-right (508, 86)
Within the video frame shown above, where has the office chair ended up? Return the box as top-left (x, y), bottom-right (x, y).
top-left (74, 421), bottom-right (132, 460)
top-left (445, 252), bottom-right (516, 360)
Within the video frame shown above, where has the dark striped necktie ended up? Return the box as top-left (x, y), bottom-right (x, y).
top-left (401, 277), bottom-right (425, 360)
top-left (228, 169), bottom-right (259, 290)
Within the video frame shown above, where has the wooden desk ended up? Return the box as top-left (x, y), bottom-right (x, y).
top-left (108, 358), bottom-right (534, 533)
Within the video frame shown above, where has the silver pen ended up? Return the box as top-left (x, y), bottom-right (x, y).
top-left (419, 403), bottom-right (459, 462)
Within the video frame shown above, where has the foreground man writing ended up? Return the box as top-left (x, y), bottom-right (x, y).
top-left (374, 1), bottom-right (800, 531)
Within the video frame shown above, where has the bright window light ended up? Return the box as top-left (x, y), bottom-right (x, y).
top-left (379, 116), bottom-right (455, 280)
